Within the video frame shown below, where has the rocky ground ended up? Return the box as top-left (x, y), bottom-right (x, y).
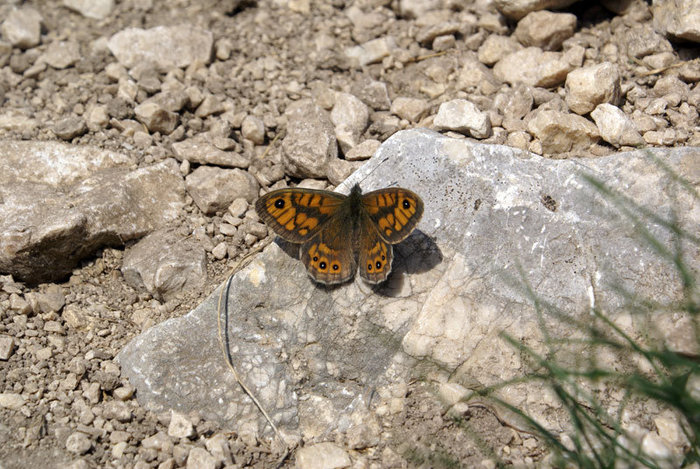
top-left (0, 0), bottom-right (698, 467)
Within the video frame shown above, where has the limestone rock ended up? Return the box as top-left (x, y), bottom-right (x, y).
top-left (330, 92), bottom-right (370, 153)
top-left (590, 103), bottom-right (644, 148)
top-left (121, 228), bottom-right (207, 301)
top-left (433, 99), bottom-right (492, 138)
top-left (652, 0), bottom-right (700, 42)
top-left (494, 47), bottom-right (573, 87)
top-left (527, 109), bottom-right (600, 154)
top-left (565, 62), bottom-right (621, 115)
top-left (172, 138), bottom-right (249, 168)
top-left (514, 10), bottom-right (577, 50)
top-left (118, 130), bottom-right (697, 442)
top-left (1, 7), bottom-right (42, 49)
top-left (185, 166), bottom-right (259, 215)
top-left (63, 0), bottom-right (114, 19)
top-left (108, 26), bottom-right (214, 70)
top-left (493, 0), bottom-right (579, 20)
top-left (282, 99), bottom-right (337, 179)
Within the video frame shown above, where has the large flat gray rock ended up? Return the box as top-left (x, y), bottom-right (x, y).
top-left (118, 129), bottom-right (698, 441)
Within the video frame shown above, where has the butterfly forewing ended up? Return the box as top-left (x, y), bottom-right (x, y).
top-left (255, 188), bottom-right (347, 243)
top-left (361, 188), bottom-right (424, 243)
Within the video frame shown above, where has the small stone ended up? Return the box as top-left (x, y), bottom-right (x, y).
top-left (642, 432), bottom-right (674, 462)
top-left (108, 26), bottom-right (214, 69)
top-left (296, 442), bottom-right (351, 469)
top-left (185, 166), bottom-right (259, 215)
top-left (195, 95), bottom-right (226, 118)
top-left (351, 78), bottom-right (391, 111)
top-left (0, 392), bottom-right (24, 410)
top-left (590, 103), bottom-right (643, 148)
top-left (65, 432), bottom-right (92, 455)
top-left (0, 335), bottom-right (14, 360)
top-left (527, 110), bottom-right (600, 154)
top-left (168, 411), bottom-right (195, 439)
top-left (53, 116), bottom-right (87, 140)
top-left (390, 97), bottom-right (430, 123)
top-left (326, 158), bottom-right (360, 186)
top-left (172, 139), bottom-right (249, 168)
top-left (477, 35), bottom-right (522, 66)
top-left (186, 447), bottom-right (216, 469)
top-left (433, 99), bottom-right (492, 138)
top-left (565, 62), bottom-right (621, 115)
top-left (345, 139), bottom-right (380, 161)
top-left (282, 99), bottom-right (337, 179)
top-left (514, 10), bottom-right (576, 51)
top-left (112, 441), bottom-right (128, 458)
top-left (113, 384), bottom-right (135, 401)
top-left (433, 34), bottom-right (455, 51)
top-left (438, 382), bottom-right (469, 406)
top-left (330, 92), bottom-right (370, 153)
top-left (44, 320), bottom-right (65, 334)
top-left (345, 36), bottom-right (396, 66)
top-left (494, 47), bottom-right (573, 88)
top-left (30, 284), bottom-right (66, 314)
top-left (212, 242), bottom-right (227, 260)
top-left (86, 105), bottom-right (109, 130)
top-left (227, 198), bottom-right (248, 218)
top-left (41, 40), bottom-right (81, 69)
top-left (204, 434), bottom-right (232, 466)
top-left (1, 7), bottom-right (42, 49)
top-left (134, 102), bottom-right (178, 135)
top-left (102, 401), bottom-right (132, 422)
top-left (63, 0), bottom-right (114, 19)
top-left (143, 431), bottom-right (174, 454)
top-left (9, 294), bottom-right (31, 314)
top-left (241, 115), bottom-right (265, 145)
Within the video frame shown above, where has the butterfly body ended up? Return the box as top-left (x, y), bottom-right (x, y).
top-left (255, 184), bottom-right (424, 285)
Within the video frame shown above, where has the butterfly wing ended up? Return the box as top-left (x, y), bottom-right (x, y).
top-left (255, 188), bottom-right (347, 243)
top-left (358, 214), bottom-right (393, 284)
top-left (302, 217), bottom-right (357, 284)
top-left (361, 188), bottom-right (424, 243)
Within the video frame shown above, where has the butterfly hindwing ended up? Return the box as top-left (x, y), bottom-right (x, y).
top-left (361, 188), bottom-right (424, 243)
top-left (302, 217), bottom-right (357, 284)
top-left (358, 213), bottom-right (393, 284)
top-left (255, 188), bottom-right (347, 243)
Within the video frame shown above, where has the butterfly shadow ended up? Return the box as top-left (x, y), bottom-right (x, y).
top-left (370, 229), bottom-right (443, 297)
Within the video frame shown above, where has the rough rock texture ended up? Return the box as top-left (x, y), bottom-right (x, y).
top-left (0, 155), bottom-right (185, 283)
top-left (118, 129), bottom-right (698, 441)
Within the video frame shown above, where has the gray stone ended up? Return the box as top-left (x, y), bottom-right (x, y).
top-left (345, 139), bottom-right (380, 161)
top-left (494, 0), bottom-right (579, 20)
top-left (53, 116), bottom-right (87, 140)
top-left (330, 92), bottom-right (370, 153)
top-left (350, 78), bottom-right (391, 111)
top-left (527, 110), bottom-right (600, 154)
top-left (296, 443), bottom-right (351, 469)
top-left (514, 10), bottom-right (576, 51)
top-left (345, 36), bottom-right (396, 66)
top-left (41, 40), bottom-right (81, 69)
top-left (168, 411), bottom-right (194, 439)
top-left (241, 115), bottom-right (265, 145)
top-left (63, 0), bottom-right (114, 19)
top-left (102, 401), bottom-right (132, 422)
top-left (565, 62), bottom-right (621, 115)
top-left (1, 7), bottom-right (42, 49)
top-left (185, 166), bottom-right (259, 215)
top-left (172, 139), bottom-right (249, 168)
top-left (591, 103), bottom-right (644, 148)
top-left (390, 97), bottom-right (430, 123)
top-left (134, 101), bottom-right (179, 135)
top-left (118, 130), bottom-right (698, 444)
top-left (477, 35), bottom-right (522, 66)
top-left (282, 99), bottom-right (337, 179)
top-left (28, 284), bottom-right (65, 314)
top-left (108, 26), bottom-right (214, 70)
top-left (0, 152), bottom-right (185, 283)
top-left (652, 0), bottom-right (700, 42)
top-left (121, 228), bottom-right (207, 301)
top-left (433, 99), bottom-right (492, 138)
top-left (0, 392), bottom-right (24, 410)
top-left (494, 47), bottom-right (573, 88)
top-left (0, 336), bottom-right (14, 360)
top-left (186, 448), bottom-right (216, 469)
top-left (65, 432), bottom-right (92, 455)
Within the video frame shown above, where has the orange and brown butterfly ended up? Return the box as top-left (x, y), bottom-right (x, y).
top-left (255, 183), bottom-right (424, 284)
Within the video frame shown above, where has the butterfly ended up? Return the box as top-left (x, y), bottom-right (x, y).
top-left (255, 184), bottom-right (424, 285)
